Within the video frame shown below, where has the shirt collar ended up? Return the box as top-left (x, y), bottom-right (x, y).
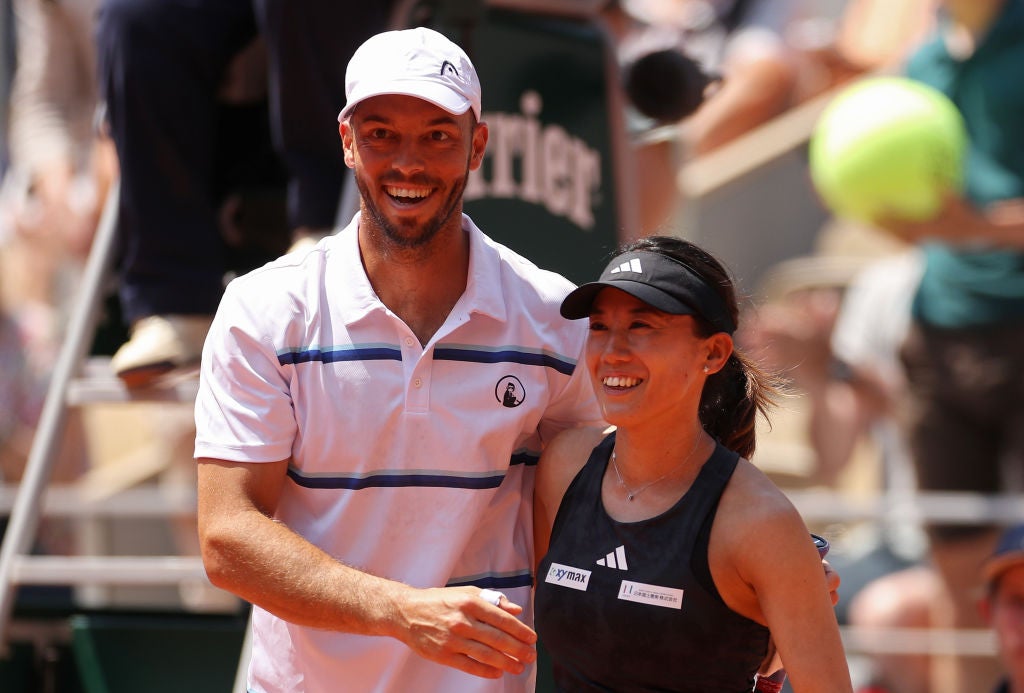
top-left (461, 213), bottom-right (509, 323)
top-left (326, 213), bottom-right (509, 325)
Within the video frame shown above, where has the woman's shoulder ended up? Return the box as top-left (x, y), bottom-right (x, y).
top-left (716, 456), bottom-right (808, 546)
top-left (538, 426), bottom-right (613, 494)
top-left (549, 424), bottom-right (613, 454)
top-left (710, 456), bottom-right (827, 616)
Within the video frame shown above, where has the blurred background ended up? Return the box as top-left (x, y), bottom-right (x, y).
top-left (1, 0), bottom-right (1021, 691)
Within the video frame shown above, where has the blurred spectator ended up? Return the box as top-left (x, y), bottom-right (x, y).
top-left (0, 309), bottom-right (42, 483)
top-left (738, 232), bottom-right (934, 691)
top-left (847, 565), bottom-right (942, 693)
top-left (0, 0), bottom-right (113, 490)
top-left (740, 237), bottom-right (920, 486)
top-left (1, 0), bottom-right (13, 173)
top-left (830, 0), bottom-right (936, 76)
top-left (4, 0), bottom-right (111, 255)
top-left (740, 4), bottom-right (1023, 690)
top-left (980, 523), bottom-right (1024, 693)
top-left (95, 1), bottom-right (393, 386)
top-left (874, 1), bottom-right (1024, 690)
top-left (849, 522), bottom-right (1024, 693)
top-left (616, 0), bottom-right (933, 149)
top-left (610, 0), bottom-right (915, 233)
top-left (616, 0), bottom-right (810, 154)
top-left (0, 0), bottom-right (114, 370)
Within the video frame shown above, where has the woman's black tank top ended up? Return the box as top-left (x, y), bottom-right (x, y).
top-left (535, 433), bottom-right (769, 692)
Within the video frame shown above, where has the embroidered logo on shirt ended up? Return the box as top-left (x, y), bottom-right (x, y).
top-left (495, 375), bottom-right (525, 408)
top-left (618, 580), bottom-right (684, 609)
top-left (596, 545), bottom-right (628, 570)
top-left (544, 562), bottom-right (591, 591)
top-left (609, 258), bottom-right (643, 274)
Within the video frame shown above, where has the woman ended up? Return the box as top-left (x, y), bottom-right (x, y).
top-left (533, 236), bottom-right (852, 692)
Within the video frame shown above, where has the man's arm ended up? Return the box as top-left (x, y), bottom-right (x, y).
top-left (196, 457), bottom-right (537, 679)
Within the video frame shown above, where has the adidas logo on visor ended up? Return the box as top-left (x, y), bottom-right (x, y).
top-left (609, 258), bottom-right (643, 275)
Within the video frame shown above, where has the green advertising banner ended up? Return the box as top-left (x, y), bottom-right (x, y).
top-left (438, 8), bottom-right (630, 284)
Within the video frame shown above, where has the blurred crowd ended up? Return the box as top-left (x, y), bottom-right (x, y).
top-left (3, 1), bottom-right (1024, 691)
top-left (0, 0), bottom-right (925, 474)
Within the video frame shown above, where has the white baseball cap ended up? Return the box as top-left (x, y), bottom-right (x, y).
top-left (338, 27), bottom-right (482, 122)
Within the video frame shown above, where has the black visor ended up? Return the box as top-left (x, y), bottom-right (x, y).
top-left (560, 250), bottom-right (736, 334)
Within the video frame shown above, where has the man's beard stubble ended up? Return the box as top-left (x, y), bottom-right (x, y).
top-left (356, 170), bottom-right (470, 251)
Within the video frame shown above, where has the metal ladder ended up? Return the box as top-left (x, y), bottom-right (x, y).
top-left (0, 181), bottom-right (212, 655)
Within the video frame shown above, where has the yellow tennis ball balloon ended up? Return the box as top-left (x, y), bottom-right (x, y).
top-left (809, 76), bottom-right (968, 225)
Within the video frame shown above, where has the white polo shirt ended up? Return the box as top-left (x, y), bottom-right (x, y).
top-left (194, 214), bottom-right (602, 693)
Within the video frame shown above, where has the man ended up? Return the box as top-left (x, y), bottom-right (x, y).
top-left (980, 524), bottom-right (1024, 693)
top-left (194, 27), bottom-right (604, 692)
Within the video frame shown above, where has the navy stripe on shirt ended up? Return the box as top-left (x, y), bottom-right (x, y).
top-left (277, 343), bottom-right (577, 375)
top-left (288, 468), bottom-right (506, 490)
top-left (278, 345), bottom-right (402, 364)
top-left (434, 346), bottom-right (576, 376)
top-left (446, 571), bottom-right (534, 590)
top-left (287, 452), bottom-right (538, 490)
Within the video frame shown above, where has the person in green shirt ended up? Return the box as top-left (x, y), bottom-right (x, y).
top-left (879, 1), bottom-right (1024, 691)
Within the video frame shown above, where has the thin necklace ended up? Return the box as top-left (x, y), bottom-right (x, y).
top-left (610, 434), bottom-right (703, 502)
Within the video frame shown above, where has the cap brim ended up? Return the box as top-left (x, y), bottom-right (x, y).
top-left (560, 280), bottom-right (696, 319)
top-left (983, 551), bottom-right (1024, 584)
top-left (339, 80), bottom-right (475, 121)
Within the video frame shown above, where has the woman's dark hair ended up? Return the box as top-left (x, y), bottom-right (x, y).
top-left (618, 235), bottom-right (783, 459)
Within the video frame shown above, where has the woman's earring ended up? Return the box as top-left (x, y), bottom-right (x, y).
top-left (703, 365), bottom-right (710, 374)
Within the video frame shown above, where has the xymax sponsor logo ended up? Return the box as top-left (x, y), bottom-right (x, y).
top-left (544, 562), bottom-right (591, 591)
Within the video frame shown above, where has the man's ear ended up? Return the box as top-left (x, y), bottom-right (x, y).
top-left (340, 121), bottom-right (355, 168)
top-left (469, 121), bottom-right (488, 171)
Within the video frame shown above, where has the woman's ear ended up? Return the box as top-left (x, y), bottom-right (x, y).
top-left (703, 332), bottom-right (734, 375)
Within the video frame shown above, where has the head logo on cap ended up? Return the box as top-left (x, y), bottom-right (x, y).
top-left (339, 27), bottom-right (482, 122)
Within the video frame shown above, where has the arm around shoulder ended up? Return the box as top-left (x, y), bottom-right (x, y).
top-left (534, 425), bottom-right (612, 569)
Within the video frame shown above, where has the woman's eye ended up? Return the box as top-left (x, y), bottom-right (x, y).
top-left (588, 321), bottom-right (607, 331)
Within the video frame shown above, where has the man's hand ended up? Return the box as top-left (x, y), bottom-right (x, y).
top-left (824, 559), bottom-right (841, 607)
top-left (391, 586), bottom-right (538, 679)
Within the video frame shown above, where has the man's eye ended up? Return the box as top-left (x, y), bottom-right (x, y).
top-left (431, 131), bottom-right (451, 142)
top-left (588, 321), bottom-right (607, 331)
